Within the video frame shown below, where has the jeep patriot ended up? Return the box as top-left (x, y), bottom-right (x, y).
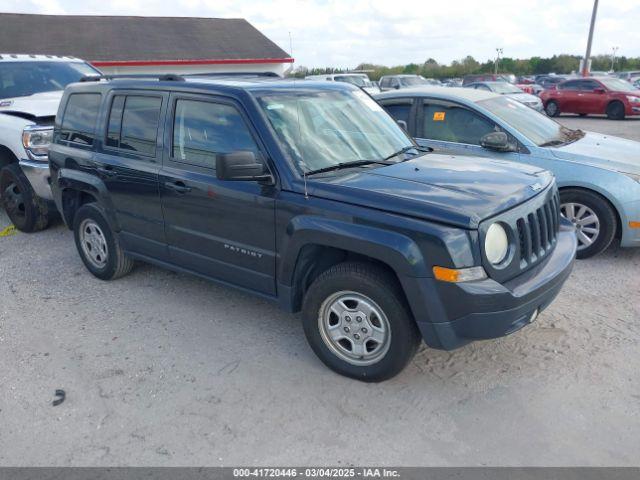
top-left (49, 75), bottom-right (577, 381)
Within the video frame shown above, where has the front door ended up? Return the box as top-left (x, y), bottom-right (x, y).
top-left (159, 93), bottom-right (277, 295)
top-left (414, 99), bottom-right (521, 163)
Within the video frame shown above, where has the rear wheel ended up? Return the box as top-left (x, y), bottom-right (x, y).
top-left (560, 189), bottom-right (617, 259)
top-left (606, 101), bottom-right (625, 120)
top-left (302, 262), bottom-right (421, 382)
top-left (545, 100), bottom-right (560, 117)
top-left (0, 163), bottom-right (49, 233)
top-left (73, 203), bottom-right (134, 280)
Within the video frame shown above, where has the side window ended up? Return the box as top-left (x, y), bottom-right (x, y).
top-left (421, 102), bottom-right (497, 145)
top-left (105, 95), bottom-right (162, 156)
top-left (172, 99), bottom-right (259, 169)
top-left (60, 93), bottom-right (101, 145)
top-left (390, 78), bottom-right (400, 88)
top-left (381, 101), bottom-right (412, 126)
top-left (380, 78), bottom-right (390, 88)
top-left (581, 80), bottom-right (600, 91)
top-left (560, 80), bottom-right (580, 91)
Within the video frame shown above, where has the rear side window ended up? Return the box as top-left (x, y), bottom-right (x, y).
top-left (172, 99), bottom-right (259, 169)
top-left (106, 95), bottom-right (162, 156)
top-left (60, 93), bottom-right (101, 145)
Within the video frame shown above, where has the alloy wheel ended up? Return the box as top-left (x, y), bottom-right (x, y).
top-left (560, 202), bottom-right (600, 251)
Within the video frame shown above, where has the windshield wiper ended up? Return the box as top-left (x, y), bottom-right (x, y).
top-left (383, 145), bottom-right (430, 162)
top-left (305, 159), bottom-right (394, 177)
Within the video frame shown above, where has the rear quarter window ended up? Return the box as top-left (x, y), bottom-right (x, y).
top-left (60, 93), bottom-right (101, 145)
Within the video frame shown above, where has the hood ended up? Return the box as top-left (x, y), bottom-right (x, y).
top-left (0, 91), bottom-right (63, 119)
top-left (308, 154), bottom-right (554, 229)
top-left (550, 131), bottom-right (640, 174)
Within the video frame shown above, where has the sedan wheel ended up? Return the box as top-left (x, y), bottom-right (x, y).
top-left (560, 202), bottom-right (600, 251)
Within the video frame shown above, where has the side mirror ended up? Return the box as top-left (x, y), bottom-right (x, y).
top-left (393, 84), bottom-right (400, 90)
top-left (396, 120), bottom-right (408, 131)
top-left (480, 131), bottom-right (514, 152)
top-left (216, 151), bottom-right (273, 182)
top-left (594, 88), bottom-right (606, 94)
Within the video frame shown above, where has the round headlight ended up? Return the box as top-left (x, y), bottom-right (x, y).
top-left (485, 223), bottom-right (509, 265)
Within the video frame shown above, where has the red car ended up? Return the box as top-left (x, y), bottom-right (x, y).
top-left (540, 77), bottom-right (640, 120)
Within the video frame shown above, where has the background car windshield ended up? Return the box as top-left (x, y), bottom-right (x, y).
top-left (257, 89), bottom-right (412, 173)
top-left (598, 78), bottom-right (636, 92)
top-left (478, 96), bottom-right (563, 146)
top-left (491, 82), bottom-right (524, 94)
top-left (334, 75), bottom-right (366, 87)
top-left (0, 61), bottom-right (100, 99)
top-left (401, 77), bottom-right (428, 86)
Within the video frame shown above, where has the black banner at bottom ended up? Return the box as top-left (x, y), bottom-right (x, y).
top-left (0, 468), bottom-right (638, 480)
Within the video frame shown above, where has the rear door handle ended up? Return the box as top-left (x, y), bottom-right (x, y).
top-left (164, 181), bottom-right (192, 194)
top-left (97, 166), bottom-right (117, 177)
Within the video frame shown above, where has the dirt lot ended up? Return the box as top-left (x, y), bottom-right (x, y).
top-left (0, 117), bottom-right (639, 466)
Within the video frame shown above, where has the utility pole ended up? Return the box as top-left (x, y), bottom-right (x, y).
top-left (581, 0), bottom-right (599, 77)
top-left (495, 48), bottom-right (503, 74)
top-left (610, 46), bottom-right (619, 72)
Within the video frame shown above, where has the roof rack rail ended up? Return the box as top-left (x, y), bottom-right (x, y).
top-left (79, 73), bottom-right (186, 82)
top-left (184, 71), bottom-right (280, 78)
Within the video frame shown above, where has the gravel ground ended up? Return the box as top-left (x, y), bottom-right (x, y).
top-left (0, 117), bottom-right (639, 467)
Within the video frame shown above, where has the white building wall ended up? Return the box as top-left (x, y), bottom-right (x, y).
top-left (95, 62), bottom-right (288, 77)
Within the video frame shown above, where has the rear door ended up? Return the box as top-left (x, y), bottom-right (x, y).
top-left (94, 90), bottom-right (169, 259)
top-left (576, 79), bottom-right (607, 114)
top-left (159, 93), bottom-right (277, 295)
top-left (414, 98), bottom-right (521, 163)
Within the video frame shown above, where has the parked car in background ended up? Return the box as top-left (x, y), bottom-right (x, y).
top-left (634, 78), bottom-right (640, 90)
top-left (305, 73), bottom-right (380, 94)
top-left (375, 86), bottom-right (640, 258)
top-left (462, 74), bottom-right (513, 85)
top-left (465, 81), bottom-right (543, 111)
top-left (517, 83), bottom-right (544, 96)
top-left (442, 78), bottom-right (463, 88)
top-left (616, 71), bottom-right (640, 82)
top-left (48, 75), bottom-right (576, 381)
top-left (378, 75), bottom-right (439, 91)
top-left (0, 54), bottom-right (100, 232)
top-left (540, 77), bottom-right (640, 120)
top-left (536, 75), bottom-right (568, 90)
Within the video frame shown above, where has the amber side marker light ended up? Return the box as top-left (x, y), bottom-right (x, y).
top-left (433, 266), bottom-right (487, 283)
top-left (630, 221), bottom-right (640, 229)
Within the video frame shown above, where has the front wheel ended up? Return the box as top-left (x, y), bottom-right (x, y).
top-left (560, 189), bottom-right (617, 259)
top-left (606, 101), bottom-right (625, 120)
top-left (0, 163), bottom-right (50, 232)
top-left (73, 203), bottom-right (134, 280)
top-left (302, 262), bottom-right (421, 382)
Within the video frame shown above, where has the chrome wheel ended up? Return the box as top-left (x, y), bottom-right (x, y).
top-left (318, 291), bottom-right (391, 367)
top-left (79, 219), bottom-right (109, 269)
top-left (560, 202), bottom-right (600, 251)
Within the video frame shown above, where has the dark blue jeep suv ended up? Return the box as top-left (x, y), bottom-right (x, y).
top-left (48, 75), bottom-right (577, 381)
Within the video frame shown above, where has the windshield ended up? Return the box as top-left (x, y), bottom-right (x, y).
top-left (334, 75), bottom-right (367, 87)
top-left (491, 82), bottom-right (524, 94)
top-left (479, 96), bottom-right (580, 146)
top-left (0, 61), bottom-right (100, 100)
top-left (401, 76), bottom-right (428, 87)
top-left (256, 88), bottom-right (413, 173)
top-left (598, 78), bottom-right (636, 92)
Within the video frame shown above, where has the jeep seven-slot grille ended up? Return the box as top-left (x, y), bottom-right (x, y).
top-left (516, 191), bottom-right (560, 268)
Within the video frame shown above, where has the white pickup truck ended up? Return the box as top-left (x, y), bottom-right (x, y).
top-left (0, 54), bottom-right (99, 232)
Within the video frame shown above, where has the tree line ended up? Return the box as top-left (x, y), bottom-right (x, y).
top-left (292, 54), bottom-right (640, 80)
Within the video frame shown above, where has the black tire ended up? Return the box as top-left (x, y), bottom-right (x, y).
top-left (0, 163), bottom-right (50, 233)
top-left (606, 101), bottom-right (625, 120)
top-left (579, 113), bottom-right (587, 117)
top-left (73, 203), bottom-right (134, 280)
top-left (560, 189), bottom-right (617, 259)
top-left (302, 262), bottom-right (421, 382)
top-left (545, 100), bottom-right (560, 117)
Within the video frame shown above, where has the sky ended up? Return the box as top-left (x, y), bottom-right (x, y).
top-left (3, 0), bottom-right (640, 68)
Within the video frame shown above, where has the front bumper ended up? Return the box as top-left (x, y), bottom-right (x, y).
top-left (403, 224), bottom-right (577, 350)
top-left (18, 159), bottom-right (53, 201)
